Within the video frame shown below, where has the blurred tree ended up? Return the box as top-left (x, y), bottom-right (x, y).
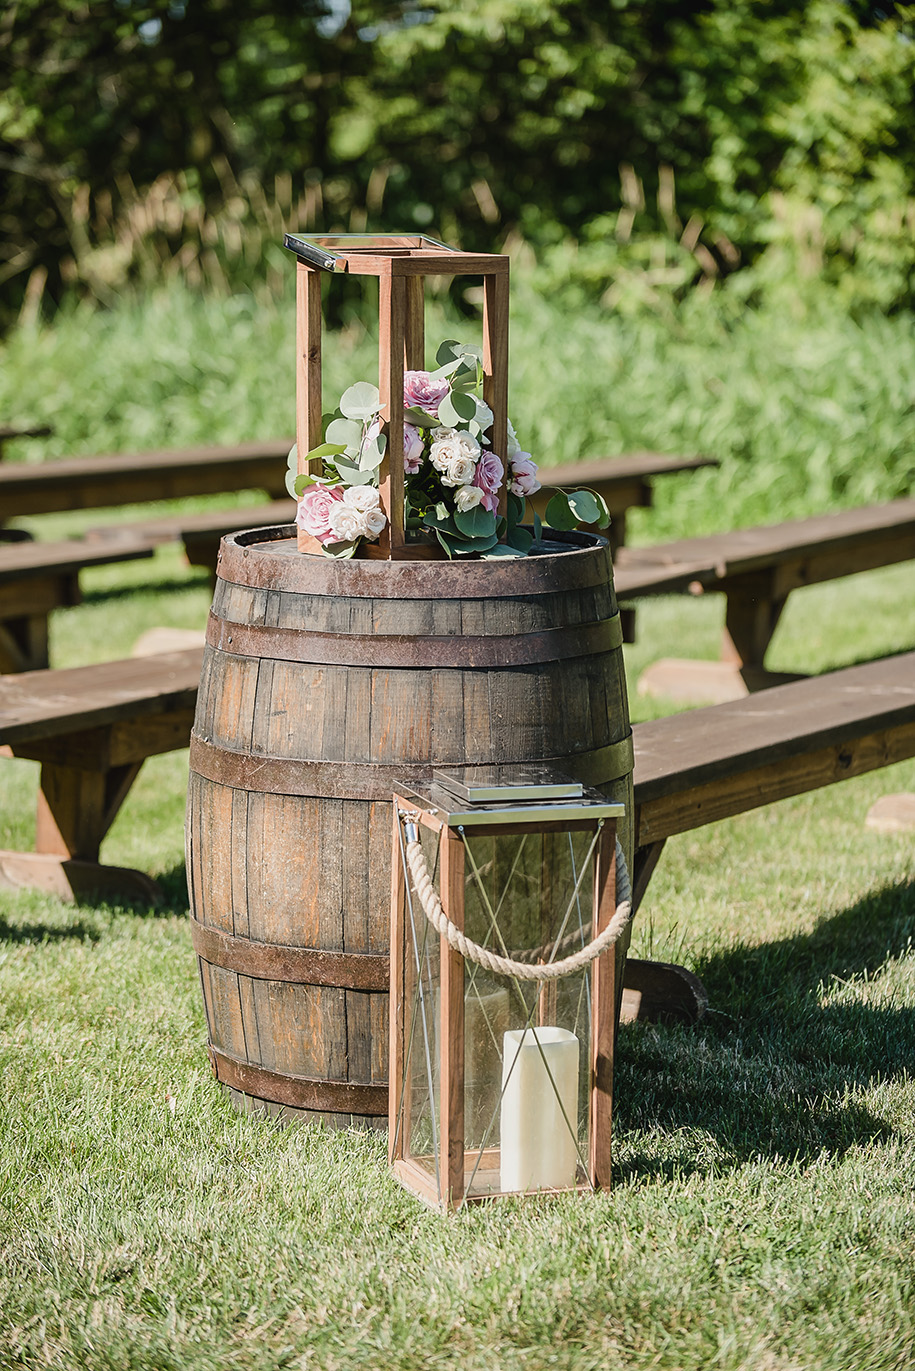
top-left (0, 0), bottom-right (391, 317)
top-left (1, 0), bottom-right (913, 324)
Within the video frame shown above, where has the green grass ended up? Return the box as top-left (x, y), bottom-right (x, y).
top-left (1, 283), bottom-right (915, 1369)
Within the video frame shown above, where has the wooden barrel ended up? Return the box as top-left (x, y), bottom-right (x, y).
top-left (186, 525), bottom-right (634, 1126)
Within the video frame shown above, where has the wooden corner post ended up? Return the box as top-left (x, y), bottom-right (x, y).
top-left (589, 818), bottom-right (617, 1191)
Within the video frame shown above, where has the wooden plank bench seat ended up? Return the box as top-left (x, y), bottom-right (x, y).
top-left (95, 453), bottom-right (718, 593)
top-left (1, 646), bottom-right (912, 1033)
top-left (622, 649), bottom-right (915, 1022)
top-left (0, 536), bottom-right (157, 672)
top-left (0, 439), bottom-right (294, 523)
top-left (0, 648), bottom-right (202, 902)
top-left (613, 497), bottom-right (915, 701)
top-left (0, 443), bottom-right (715, 531)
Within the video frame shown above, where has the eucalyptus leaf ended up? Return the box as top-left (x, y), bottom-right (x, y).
top-left (422, 508), bottom-right (458, 535)
top-left (340, 381), bottom-right (381, 421)
top-left (285, 443), bottom-right (298, 498)
top-left (506, 492), bottom-right (525, 529)
top-left (304, 441), bottom-right (349, 464)
top-left (450, 531), bottom-right (500, 553)
top-left (434, 528), bottom-right (499, 558)
top-left (326, 417), bottom-right (363, 447)
top-left (449, 361), bottom-right (479, 391)
top-left (404, 406), bottom-right (438, 429)
top-left (359, 433), bottom-right (387, 471)
top-left (322, 540), bottom-right (358, 559)
top-left (437, 390), bottom-right (476, 427)
top-left (335, 459), bottom-right (377, 487)
top-left (544, 490), bottom-right (578, 531)
top-left (453, 504), bottom-right (497, 539)
top-left (435, 339), bottom-right (463, 366)
top-left (533, 510), bottom-right (543, 543)
top-left (565, 489), bottom-right (602, 525)
top-left (505, 526), bottom-right (534, 554)
top-left (293, 472), bottom-right (317, 497)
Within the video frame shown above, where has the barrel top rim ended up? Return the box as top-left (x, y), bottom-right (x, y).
top-left (216, 525), bottom-right (614, 598)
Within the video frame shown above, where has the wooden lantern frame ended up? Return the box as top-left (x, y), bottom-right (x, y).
top-left (284, 233), bottom-right (511, 560)
top-left (389, 780), bottom-right (623, 1210)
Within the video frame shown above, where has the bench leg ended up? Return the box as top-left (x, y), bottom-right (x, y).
top-left (36, 760), bottom-right (143, 861)
top-left (617, 839), bottom-right (709, 1026)
top-left (0, 756), bottom-right (164, 904)
top-left (721, 578), bottom-right (791, 688)
top-left (638, 575), bottom-right (804, 704)
top-left (0, 615), bottom-right (50, 673)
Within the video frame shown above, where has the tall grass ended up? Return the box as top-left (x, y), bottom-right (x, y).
top-left (3, 276), bottom-right (914, 542)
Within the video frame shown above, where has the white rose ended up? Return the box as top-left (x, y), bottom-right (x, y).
top-left (506, 417), bottom-right (521, 457)
top-left (454, 484), bottom-right (484, 512)
top-left (429, 428), bottom-right (463, 472)
top-left (328, 504), bottom-right (366, 542)
top-left (457, 431), bottom-right (481, 460)
top-left (441, 455), bottom-right (478, 487)
top-left (363, 507), bottom-right (387, 539)
top-left (343, 484), bottom-right (382, 513)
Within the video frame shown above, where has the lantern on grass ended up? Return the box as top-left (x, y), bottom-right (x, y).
top-left (389, 767), bottom-right (630, 1210)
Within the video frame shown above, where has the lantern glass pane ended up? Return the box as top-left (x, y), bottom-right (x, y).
top-left (460, 827), bottom-right (597, 1199)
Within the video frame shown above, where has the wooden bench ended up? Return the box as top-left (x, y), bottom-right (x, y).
top-left (88, 453), bottom-right (717, 580)
top-left (0, 439), bottom-right (294, 524)
top-left (0, 648), bottom-right (201, 903)
top-left (614, 498), bottom-right (915, 700)
top-left (1, 647), bottom-right (912, 1031)
top-left (0, 536), bottom-right (156, 672)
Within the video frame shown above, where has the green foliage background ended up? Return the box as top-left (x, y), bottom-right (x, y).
top-left (3, 0), bottom-right (915, 326)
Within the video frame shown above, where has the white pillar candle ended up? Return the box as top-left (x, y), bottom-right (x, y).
top-left (500, 1026), bottom-right (580, 1193)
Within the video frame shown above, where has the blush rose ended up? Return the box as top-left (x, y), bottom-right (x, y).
top-left (403, 370), bottom-right (451, 416)
top-left (296, 483), bottom-right (345, 543)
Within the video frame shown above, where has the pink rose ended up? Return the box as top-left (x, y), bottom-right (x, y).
top-left (296, 483), bottom-right (345, 544)
top-left (472, 449), bottom-right (504, 513)
top-left (404, 370), bottom-right (451, 416)
top-left (508, 452), bottom-right (541, 498)
top-left (403, 422), bottom-right (424, 474)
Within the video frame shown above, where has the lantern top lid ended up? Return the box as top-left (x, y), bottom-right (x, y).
top-left (283, 232), bottom-right (506, 276)
top-left (432, 765), bottom-right (583, 804)
top-left (396, 766), bottom-right (625, 828)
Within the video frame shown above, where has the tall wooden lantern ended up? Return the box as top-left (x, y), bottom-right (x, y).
top-left (389, 768), bottom-right (631, 1210)
top-left (283, 232), bottom-right (510, 559)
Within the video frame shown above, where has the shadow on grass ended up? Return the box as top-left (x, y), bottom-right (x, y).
top-left (80, 574), bottom-right (210, 604)
top-left (0, 914), bottom-right (104, 944)
top-left (616, 877), bottom-right (915, 1172)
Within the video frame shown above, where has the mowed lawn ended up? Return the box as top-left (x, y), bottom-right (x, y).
top-left (1, 287), bottom-right (914, 1370)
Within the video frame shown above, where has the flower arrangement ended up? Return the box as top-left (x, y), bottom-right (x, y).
top-left (286, 340), bottom-right (609, 559)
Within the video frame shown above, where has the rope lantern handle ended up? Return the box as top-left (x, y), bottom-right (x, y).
top-left (402, 822), bottom-right (632, 983)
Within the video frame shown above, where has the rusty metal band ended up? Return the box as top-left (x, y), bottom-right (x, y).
top-left (205, 609), bottom-right (623, 667)
top-left (217, 526), bottom-right (613, 598)
top-left (565, 733), bottom-right (635, 786)
top-left (190, 733), bottom-right (634, 798)
top-left (191, 917), bottom-right (389, 990)
top-left (208, 1046), bottom-right (388, 1115)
